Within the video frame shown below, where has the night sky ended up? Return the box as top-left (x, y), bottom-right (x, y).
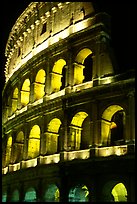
top-left (1, 1), bottom-right (136, 90)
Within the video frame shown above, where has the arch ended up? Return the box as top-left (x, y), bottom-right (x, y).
top-left (101, 105), bottom-right (125, 146)
top-left (68, 184), bottom-right (89, 202)
top-left (44, 184), bottom-right (60, 202)
top-left (51, 59), bottom-right (66, 92)
top-left (47, 118), bottom-right (62, 133)
top-left (13, 131), bottom-right (24, 163)
top-left (21, 78), bottom-right (30, 106)
top-left (2, 192), bottom-right (7, 202)
top-left (12, 87), bottom-right (18, 113)
top-left (74, 48), bottom-right (93, 84)
top-left (34, 69), bottom-right (46, 100)
top-left (70, 112), bottom-right (89, 150)
top-left (28, 125), bottom-right (40, 159)
top-left (75, 48), bottom-right (92, 64)
top-left (102, 181), bottom-right (127, 202)
top-left (45, 118), bottom-right (62, 154)
top-left (112, 182), bottom-right (127, 202)
top-left (24, 187), bottom-right (37, 202)
top-left (11, 189), bottom-right (20, 202)
top-left (5, 136), bottom-right (12, 166)
top-left (71, 111), bottom-right (88, 127)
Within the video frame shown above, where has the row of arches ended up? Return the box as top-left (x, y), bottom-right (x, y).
top-left (6, 2), bottom-right (94, 81)
top-left (2, 181), bottom-right (128, 202)
top-left (4, 48), bottom-right (93, 120)
top-left (3, 105), bottom-right (125, 167)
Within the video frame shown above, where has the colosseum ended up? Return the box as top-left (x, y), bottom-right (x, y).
top-left (2, 2), bottom-right (135, 202)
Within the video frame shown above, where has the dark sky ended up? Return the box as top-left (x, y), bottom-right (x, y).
top-left (1, 1), bottom-right (136, 90)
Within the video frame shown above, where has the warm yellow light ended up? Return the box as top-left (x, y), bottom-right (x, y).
top-left (6, 15), bottom-right (93, 83)
top-left (114, 145), bottom-right (127, 156)
top-left (51, 59), bottom-right (66, 92)
top-left (55, 188), bottom-right (60, 202)
top-left (12, 87), bottom-right (18, 113)
top-left (74, 63), bottom-right (85, 84)
top-left (71, 112), bottom-right (88, 127)
top-left (70, 112), bottom-right (88, 150)
top-left (34, 69), bottom-right (46, 100)
top-left (21, 79), bottom-right (30, 106)
top-left (74, 48), bottom-right (92, 85)
top-left (25, 158), bottom-right (37, 168)
top-left (5, 136), bottom-right (12, 166)
top-left (75, 48), bottom-right (92, 64)
top-left (101, 105), bottom-right (123, 145)
top-left (28, 125), bottom-right (40, 158)
top-left (112, 183), bottom-right (127, 202)
top-left (45, 118), bottom-right (61, 154)
top-left (67, 149), bottom-right (90, 160)
top-left (48, 118), bottom-right (61, 132)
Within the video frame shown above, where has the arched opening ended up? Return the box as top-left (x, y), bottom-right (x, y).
top-left (34, 69), bottom-right (46, 100)
top-left (11, 189), bottom-right (20, 202)
top-left (51, 59), bottom-right (66, 93)
top-left (112, 183), bottom-right (127, 202)
top-left (101, 105), bottom-right (125, 146)
top-left (102, 181), bottom-right (127, 202)
top-left (44, 184), bottom-right (60, 202)
top-left (5, 136), bottom-right (12, 166)
top-left (2, 192), bottom-right (7, 202)
top-left (28, 125), bottom-right (40, 159)
top-left (74, 48), bottom-right (93, 85)
top-left (69, 112), bottom-right (89, 150)
top-left (83, 54), bottom-right (93, 82)
top-left (45, 118), bottom-right (62, 155)
top-left (13, 131), bottom-right (24, 163)
top-left (68, 184), bottom-right (89, 202)
top-left (24, 187), bottom-right (37, 202)
top-left (110, 110), bottom-right (125, 145)
top-left (11, 87), bottom-right (18, 113)
top-left (21, 78), bottom-right (30, 106)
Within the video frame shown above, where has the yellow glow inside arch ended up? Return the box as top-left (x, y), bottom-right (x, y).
top-left (21, 78), bottom-right (30, 106)
top-left (74, 48), bottom-right (92, 84)
top-left (34, 69), bottom-right (46, 100)
top-left (12, 87), bottom-right (18, 113)
top-left (71, 112), bottom-right (88, 127)
top-left (51, 59), bottom-right (66, 92)
top-left (28, 125), bottom-right (40, 158)
top-left (101, 105), bottom-right (124, 145)
top-left (6, 136), bottom-right (12, 165)
top-left (13, 131), bottom-right (24, 163)
top-left (16, 131), bottom-right (24, 143)
top-left (75, 48), bottom-right (92, 64)
top-left (46, 118), bottom-right (62, 154)
top-left (47, 118), bottom-right (61, 133)
top-left (112, 183), bottom-right (127, 202)
top-left (70, 112), bottom-right (88, 150)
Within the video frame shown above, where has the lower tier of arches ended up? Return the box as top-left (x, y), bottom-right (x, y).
top-left (2, 155), bottom-right (135, 202)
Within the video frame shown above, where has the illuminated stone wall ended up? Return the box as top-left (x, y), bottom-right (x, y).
top-left (2, 2), bottom-right (135, 202)
top-left (5, 2), bottom-right (95, 81)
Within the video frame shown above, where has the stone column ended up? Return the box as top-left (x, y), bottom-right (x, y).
top-left (94, 33), bottom-right (114, 78)
top-left (17, 82), bottom-right (22, 110)
top-left (64, 65), bottom-right (68, 88)
top-left (61, 101), bottom-right (69, 152)
top-left (44, 59), bottom-right (51, 96)
top-left (73, 62), bottom-right (85, 85)
top-left (29, 74), bottom-right (35, 104)
top-left (22, 122), bottom-right (29, 160)
top-left (126, 91), bottom-right (135, 143)
top-left (92, 102), bottom-right (100, 146)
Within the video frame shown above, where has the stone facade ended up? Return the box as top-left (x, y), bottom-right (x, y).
top-left (2, 2), bottom-right (135, 202)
